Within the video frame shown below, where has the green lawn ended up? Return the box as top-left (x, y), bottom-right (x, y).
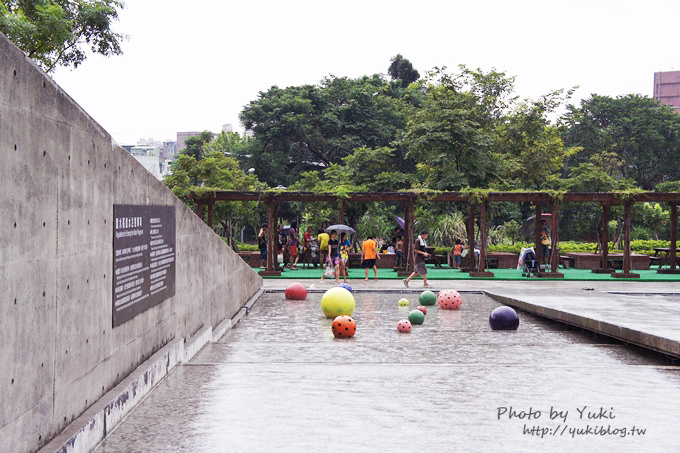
top-left (257, 264), bottom-right (680, 281)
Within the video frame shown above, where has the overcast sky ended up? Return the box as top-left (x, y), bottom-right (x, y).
top-left (52, 0), bottom-right (680, 146)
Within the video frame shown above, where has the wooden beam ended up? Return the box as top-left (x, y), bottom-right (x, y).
top-left (259, 196), bottom-right (281, 276)
top-left (460, 203), bottom-right (476, 272)
top-left (543, 201), bottom-right (564, 278)
top-left (403, 196), bottom-right (415, 275)
top-left (534, 204), bottom-right (542, 264)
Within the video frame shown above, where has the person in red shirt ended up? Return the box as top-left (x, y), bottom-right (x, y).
top-left (361, 236), bottom-right (381, 280)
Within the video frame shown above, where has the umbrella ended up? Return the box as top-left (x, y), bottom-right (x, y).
top-left (326, 224), bottom-right (356, 234)
top-left (395, 217), bottom-right (405, 229)
top-left (520, 214), bottom-right (551, 238)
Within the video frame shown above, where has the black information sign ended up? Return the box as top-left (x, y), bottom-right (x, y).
top-left (112, 205), bottom-right (175, 327)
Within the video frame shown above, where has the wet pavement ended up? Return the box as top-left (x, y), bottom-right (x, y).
top-left (97, 291), bottom-right (680, 452)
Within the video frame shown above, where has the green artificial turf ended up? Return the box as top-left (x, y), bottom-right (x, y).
top-left (257, 264), bottom-right (680, 281)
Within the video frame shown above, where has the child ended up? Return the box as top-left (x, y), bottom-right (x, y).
top-left (452, 238), bottom-right (464, 269)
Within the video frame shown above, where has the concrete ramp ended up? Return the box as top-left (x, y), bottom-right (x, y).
top-left (0, 32), bottom-right (262, 452)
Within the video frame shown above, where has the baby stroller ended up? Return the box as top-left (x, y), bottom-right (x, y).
top-left (518, 247), bottom-right (540, 278)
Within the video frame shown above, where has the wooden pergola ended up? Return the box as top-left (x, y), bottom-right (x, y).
top-left (187, 191), bottom-right (680, 278)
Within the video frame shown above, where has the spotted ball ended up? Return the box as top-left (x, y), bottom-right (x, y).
top-left (398, 298), bottom-right (410, 306)
top-left (437, 289), bottom-right (462, 310)
top-left (338, 282), bottom-right (353, 292)
top-left (416, 305), bottom-right (427, 315)
top-left (332, 315), bottom-right (357, 338)
top-left (397, 319), bottom-right (412, 333)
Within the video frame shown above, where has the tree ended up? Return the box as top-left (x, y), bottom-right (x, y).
top-left (1, 0), bottom-right (125, 72)
top-left (562, 94), bottom-right (680, 189)
top-left (400, 66), bottom-right (516, 190)
top-left (163, 151), bottom-right (266, 245)
top-left (180, 131), bottom-right (214, 161)
top-left (388, 54), bottom-right (420, 88)
top-left (239, 74), bottom-right (407, 186)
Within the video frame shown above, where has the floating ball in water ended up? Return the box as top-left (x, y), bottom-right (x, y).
top-left (437, 289), bottom-right (462, 310)
top-left (338, 282), bottom-right (353, 292)
top-left (416, 305), bottom-right (427, 315)
top-left (332, 315), bottom-right (356, 338)
top-left (398, 298), bottom-right (410, 306)
top-left (419, 290), bottom-right (437, 306)
top-left (397, 319), bottom-right (412, 333)
top-left (489, 306), bottom-right (520, 330)
top-left (321, 287), bottom-right (356, 318)
top-left (408, 309), bottom-right (425, 325)
top-left (285, 282), bottom-right (307, 300)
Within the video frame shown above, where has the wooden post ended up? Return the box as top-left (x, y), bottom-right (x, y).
top-left (470, 200), bottom-right (493, 277)
top-left (543, 201), bottom-right (564, 278)
top-left (338, 200), bottom-right (345, 224)
top-left (534, 204), bottom-right (542, 264)
top-left (613, 202), bottom-right (639, 278)
top-left (593, 204), bottom-right (614, 273)
top-left (206, 201), bottom-right (214, 228)
top-left (259, 196), bottom-right (281, 276)
top-left (460, 203), bottom-right (476, 272)
top-left (194, 202), bottom-right (203, 222)
top-left (658, 203), bottom-right (680, 274)
top-left (399, 196), bottom-right (415, 276)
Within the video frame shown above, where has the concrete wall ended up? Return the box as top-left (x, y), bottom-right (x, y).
top-left (0, 33), bottom-right (262, 452)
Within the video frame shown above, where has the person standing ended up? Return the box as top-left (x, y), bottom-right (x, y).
top-left (395, 236), bottom-right (404, 267)
top-left (303, 226), bottom-right (314, 268)
top-left (277, 224), bottom-right (288, 269)
top-left (361, 235), bottom-right (381, 280)
top-left (324, 230), bottom-right (340, 283)
top-left (540, 219), bottom-right (551, 267)
top-left (403, 230), bottom-right (431, 287)
top-left (339, 232), bottom-right (351, 282)
top-left (257, 223), bottom-right (268, 268)
top-left (318, 227), bottom-right (330, 270)
top-left (452, 238), bottom-right (464, 269)
top-left (288, 221), bottom-right (300, 270)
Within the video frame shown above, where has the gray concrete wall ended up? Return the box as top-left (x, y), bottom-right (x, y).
top-left (0, 33), bottom-right (262, 452)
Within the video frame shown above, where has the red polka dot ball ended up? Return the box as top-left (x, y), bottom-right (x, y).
top-left (437, 289), bottom-right (462, 310)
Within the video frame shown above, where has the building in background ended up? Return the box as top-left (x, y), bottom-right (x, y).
top-left (222, 123), bottom-right (233, 133)
top-left (176, 131), bottom-right (200, 153)
top-left (653, 71), bottom-right (680, 113)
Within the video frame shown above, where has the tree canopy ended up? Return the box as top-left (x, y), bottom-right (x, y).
top-left (1, 0), bottom-right (125, 72)
top-left (388, 54), bottom-right (420, 88)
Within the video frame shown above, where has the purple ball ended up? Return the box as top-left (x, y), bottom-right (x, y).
top-left (489, 306), bottom-right (519, 330)
top-left (338, 283), bottom-right (353, 293)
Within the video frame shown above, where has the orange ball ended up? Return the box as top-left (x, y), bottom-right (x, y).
top-left (332, 316), bottom-right (357, 338)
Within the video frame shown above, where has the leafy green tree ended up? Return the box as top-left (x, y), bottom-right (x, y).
top-left (180, 131), bottom-right (214, 161)
top-left (562, 94), bottom-right (680, 189)
top-left (388, 54), bottom-right (420, 88)
top-left (1, 0), bottom-right (125, 72)
top-left (239, 74), bottom-right (407, 186)
top-left (164, 151), bottom-right (266, 245)
top-left (400, 66), bottom-right (516, 190)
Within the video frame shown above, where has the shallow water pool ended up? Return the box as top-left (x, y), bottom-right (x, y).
top-left (98, 291), bottom-right (680, 452)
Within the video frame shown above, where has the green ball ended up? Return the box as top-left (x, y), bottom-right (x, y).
top-left (419, 290), bottom-right (436, 306)
top-left (408, 309), bottom-right (425, 325)
top-left (398, 298), bottom-right (410, 306)
top-left (321, 287), bottom-right (356, 318)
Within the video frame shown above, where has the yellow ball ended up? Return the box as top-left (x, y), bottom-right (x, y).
top-left (398, 298), bottom-right (409, 306)
top-left (321, 287), bottom-right (356, 318)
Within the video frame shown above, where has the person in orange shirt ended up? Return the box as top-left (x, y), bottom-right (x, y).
top-left (361, 235), bottom-right (381, 280)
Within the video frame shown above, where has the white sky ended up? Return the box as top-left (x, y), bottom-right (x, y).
top-left (52, 0), bottom-right (680, 146)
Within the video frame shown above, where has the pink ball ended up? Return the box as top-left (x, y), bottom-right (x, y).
top-left (416, 305), bottom-right (428, 315)
top-left (437, 289), bottom-right (462, 310)
top-left (397, 319), bottom-right (412, 333)
top-left (285, 282), bottom-right (307, 300)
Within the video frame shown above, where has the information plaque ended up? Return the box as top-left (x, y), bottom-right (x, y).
top-left (112, 205), bottom-right (175, 327)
